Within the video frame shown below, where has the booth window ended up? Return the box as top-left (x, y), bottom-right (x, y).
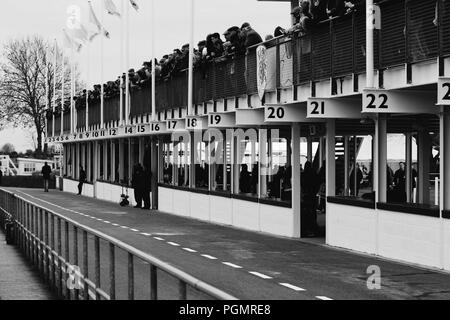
top-left (209, 130), bottom-right (231, 193)
top-left (174, 138), bottom-right (190, 187)
top-left (160, 137), bottom-right (174, 185)
top-left (195, 138), bottom-right (209, 189)
top-left (260, 128), bottom-right (292, 203)
top-left (233, 128), bottom-right (259, 198)
top-left (385, 115), bottom-right (440, 208)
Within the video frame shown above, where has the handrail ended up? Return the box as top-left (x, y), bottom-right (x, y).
top-left (0, 188), bottom-right (238, 300)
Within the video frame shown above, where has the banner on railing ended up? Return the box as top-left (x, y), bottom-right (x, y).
top-left (256, 45), bottom-right (268, 101)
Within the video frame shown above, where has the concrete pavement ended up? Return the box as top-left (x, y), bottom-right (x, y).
top-left (0, 230), bottom-right (55, 300)
top-left (6, 188), bottom-right (450, 300)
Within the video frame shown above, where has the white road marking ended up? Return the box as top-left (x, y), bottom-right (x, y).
top-left (112, 223), bottom-right (120, 227)
top-left (168, 242), bottom-right (180, 247)
top-left (140, 233), bottom-right (152, 236)
top-left (316, 296), bottom-right (333, 301)
top-left (201, 255), bottom-right (218, 260)
top-left (104, 221), bottom-right (111, 224)
top-left (120, 226), bottom-right (129, 229)
top-left (249, 272), bottom-right (273, 280)
top-left (131, 229), bottom-right (139, 232)
top-left (222, 262), bottom-right (243, 269)
top-left (280, 283), bottom-right (306, 292)
top-left (154, 237), bottom-right (165, 241)
top-left (182, 248), bottom-right (197, 253)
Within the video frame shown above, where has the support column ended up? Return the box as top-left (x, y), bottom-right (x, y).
top-left (111, 140), bottom-right (116, 183)
top-left (151, 137), bottom-right (159, 209)
top-left (93, 141), bottom-right (98, 182)
top-left (103, 140), bottom-right (108, 182)
top-left (375, 115), bottom-right (387, 203)
top-left (442, 108), bottom-right (450, 211)
top-left (344, 136), bottom-right (349, 196)
top-left (190, 132), bottom-right (195, 189)
top-left (87, 142), bottom-right (92, 183)
top-left (76, 143), bottom-right (80, 180)
top-left (418, 130), bottom-right (431, 204)
top-left (292, 124), bottom-right (301, 238)
top-left (405, 133), bottom-right (413, 203)
top-left (139, 137), bottom-right (145, 165)
top-left (325, 119), bottom-right (336, 245)
top-left (307, 137), bottom-right (313, 163)
top-left (118, 139), bottom-right (124, 183)
top-left (259, 130), bottom-right (268, 198)
top-left (128, 138), bottom-right (132, 185)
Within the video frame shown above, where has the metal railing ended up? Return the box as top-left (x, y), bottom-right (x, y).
top-left (0, 189), bottom-right (237, 301)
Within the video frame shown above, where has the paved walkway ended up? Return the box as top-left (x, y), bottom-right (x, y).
top-left (0, 230), bottom-right (55, 300)
top-left (4, 188), bottom-right (450, 300)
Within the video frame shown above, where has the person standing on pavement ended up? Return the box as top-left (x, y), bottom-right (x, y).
top-left (132, 164), bottom-right (144, 208)
top-left (41, 162), bottom-right (52, 193)
top-left (142, 165), bottom-right (152, 210)
top-left (78, 166), bottom-right (87, 196)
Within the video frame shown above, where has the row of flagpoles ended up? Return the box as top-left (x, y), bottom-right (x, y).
top-left (49, 0), bottom-right (195, 138)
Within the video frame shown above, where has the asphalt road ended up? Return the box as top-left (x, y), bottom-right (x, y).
top-left (7, 188), bottom-right (450, 300)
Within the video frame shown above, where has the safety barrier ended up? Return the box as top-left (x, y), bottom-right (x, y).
top-left (0, 188), bottom-right (237, 300)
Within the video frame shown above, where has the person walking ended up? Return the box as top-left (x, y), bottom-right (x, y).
top-left (78, 166), bottom-right (87, 196)
top-left (142, 165), bottom-right (152, 210)
top-left (41, 162), bottom-right (52, 193)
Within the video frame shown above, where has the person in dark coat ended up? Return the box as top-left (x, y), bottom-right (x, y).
top-left (239, 164), bottom-right (251, 194)
top-left (0, 169), bottom-right (3, 186)
top-left (327, 0), bottom-right (346, 18)
top-left (311, 0), bottom-right (328, 23)
top-left (241, 23), bottom-right (263, 48)
top-left (393, 162), bottom-right (407, 203)
top-left (78, 166), bottom-right (87, 196)
top-left (41, 162), bottom-right (52, 193)
top-left (132, 164), bottom-right (144, 208)
top-left (301, 161), bottom-right (319, 236)
top-left (142, 166), bottom-right (152, 210)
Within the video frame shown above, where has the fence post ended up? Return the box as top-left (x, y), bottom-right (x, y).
top-left (83, 231), bottom-right (89, 300)
top-left (178, 280), bottom-right (187, 300)
top-left (128, 253), bottom-right (134, 300)
top-left (150, 265), bottom-right (157, 300)
top-left (95, 236), bottom-right (101, 300)
top-left (109, 243), bottom-right (116, 300)
top-left (65, 221), bottom-right (70, 299)
top-left (57, 217), bottom-right (62, 298)
top-left (73, 226), bottom-right (79, 300)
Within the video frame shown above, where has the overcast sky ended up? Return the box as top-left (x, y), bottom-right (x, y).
top-left (0, 0), bottom-right (290, 151)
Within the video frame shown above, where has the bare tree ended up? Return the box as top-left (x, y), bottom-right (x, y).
top-left (0, 35), bottom-right (82, 154)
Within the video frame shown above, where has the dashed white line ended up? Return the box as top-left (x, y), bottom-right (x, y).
top-left (280, 283), bottom-right (306, 292)
top-left (112, 223), bottom-right (119, 227)
top-left (168, 242), bottom-right (180, 247)
top-left (182, 248), bottom-right (197, 253)
top-left (140, 233), bottom-right (151, 236)
top-left (222, 262), bottom-right (243, 269)
top-left (316, 296), bottom-right (333, 301)
top-left (154, 237), bottom-right (165, 241)
top-left (131, 229), bottom-right (139, 232)
top-left (104, 221), bottom-right (111, 224)
top-left (249, 272), bottom-right (273, 280)
top-left (201, 255), bottom-right (218, 260)
top-left (120, 226), bottom-right (129, 229)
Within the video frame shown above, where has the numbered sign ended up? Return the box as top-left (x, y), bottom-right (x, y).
top-left (307, 98), bottom-right (362, 119)
top-left (362, 89), bottom-right (437, 114)
top-left (149, 122), bottom-right (167, 134)
top-left (438, 78), bottom-right (450, 105)
top-left (186, 116), bottom-right (208, 130)
top-left (208, 113), bottom-right (235, 128)
top-left (264, 103), bottom-right (318, 123)
top-left (235, 109), bottom-right (265, 126)
top-left (166, 119), bottom-right (186, 132)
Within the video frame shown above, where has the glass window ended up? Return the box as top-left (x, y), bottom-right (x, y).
top-left (195, 139), bottom-right (209, 189)
top-left (174, 138), bottom-right (190, 187)
top-left (209, 130), bottom-right (231, 193)
top-left (160, 137), bottom-right (174, 185)
top-left (234, 128), bottom-right (259, 198)
top-left (261, 128), bottom-right (292, 203)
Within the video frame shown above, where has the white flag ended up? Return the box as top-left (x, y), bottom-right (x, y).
top-left (104, 0), bottom-right (121, 17)
top-left (63, 29), bottom-right (82, 52)
top-left (69, 24), bottom-right (89, 44)
top-left (129, 0), bottom-right (139, 11)
top-left (88, 1), bottom-right (110, 39)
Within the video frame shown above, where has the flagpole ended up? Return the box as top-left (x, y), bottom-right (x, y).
top-left (151, 0), bottom-right (156, 122)
top-left (188, 0), bottom-right (194, 116)
top-left (45, 45), bottom-right (49, 141)
top-left (125, 0), bottom-right (130, 126)
top-left (101, 0), bottom-right (105, 129)
top-left (120, 0), bottom-right (124, 126)
top-left (53, 39), bottom-right (57, 138)
top-left (70, 43), bottom-right (74, 134)
top-left (61, 48), bottom-right (65, 136)
top-left (86, 40), bottom-right (90, 132)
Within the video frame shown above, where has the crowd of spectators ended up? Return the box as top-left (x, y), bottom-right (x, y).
top-left (67, 1), bottom-right (365, 110)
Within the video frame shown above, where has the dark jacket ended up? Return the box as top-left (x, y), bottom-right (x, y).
top-left (244, 28), bottom-right (263, 48)
top-left (327, 0), bottom-right (346, 18)
top-left (79, 169), bottom-right (87, 183)
top-left (42, 165), bottom-right (52, 180)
